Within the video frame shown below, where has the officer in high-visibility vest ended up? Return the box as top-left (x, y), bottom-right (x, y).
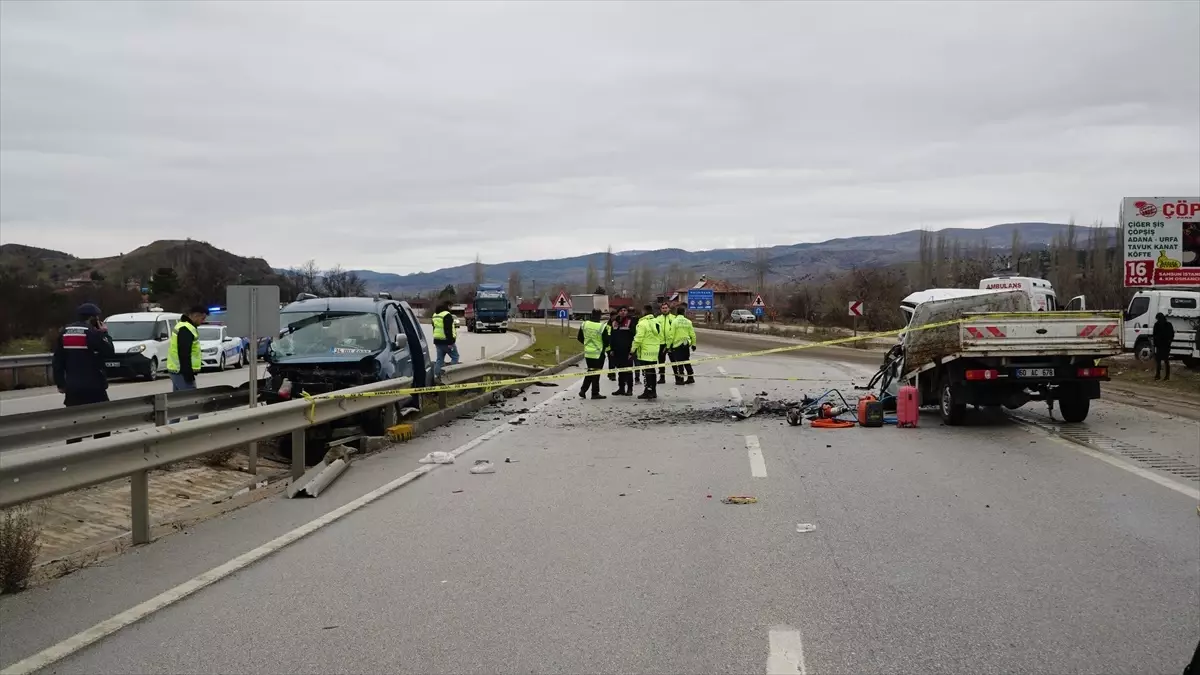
top-left (431, 301), bottom-right (460, 380)
top-left (656, 302), bottom-right (675, 384)
top-left (669, 304), bottom-right (697, 384)
top-left (576, 309), bottom-right (611, 399)
top-left (631, 303), bottom-right (663, 400)
top-left (168, 305), bottom-right (208, 392)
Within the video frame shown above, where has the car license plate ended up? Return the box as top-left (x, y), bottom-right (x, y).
top-left (105, 361), bottom-right (120, 368)
top-left (1016, 368), bottom-right (1054, 378)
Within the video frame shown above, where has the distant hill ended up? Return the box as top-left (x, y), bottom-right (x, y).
top-left (349, 222), bottom-right (1093, 294)
top-left (3, 222), bottom-right (1100, 297)
top-left (0, 239), bottom-right (283, 287)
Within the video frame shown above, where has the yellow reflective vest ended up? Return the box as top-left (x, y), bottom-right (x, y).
top-left (579, 320), bottom-right (610, 359)
top-left (631, 314), bottom-right (662, 361)
top-left (431, 311), bottom-right (456, 342)
top-left (166, 321), bottom-right (201, 373)
top-left (671, 315), bottom-right (696, 349)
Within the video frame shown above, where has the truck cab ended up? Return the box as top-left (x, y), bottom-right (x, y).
top-left (468, 284), bottom-right (510, 333)
top-left (1122, 289), bottom-right (1200, 364)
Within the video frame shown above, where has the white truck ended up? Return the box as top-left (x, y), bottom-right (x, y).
top-left (570, 294), bottom-right (610, 320)
top-left (1121, 289), bottom-right (1199, 368)
top-left (882, 289), bottom-right (1123, 425)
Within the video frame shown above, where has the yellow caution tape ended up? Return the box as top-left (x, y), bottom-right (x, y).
top-left (293, 314), bottom-right (1118, 418)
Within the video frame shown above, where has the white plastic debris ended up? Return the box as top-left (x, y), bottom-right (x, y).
top-left (796, 523), bottom-right (817, 533)
top-left (520, 354), bottom-right (535, 360)
top-left (469, 460), bottom-right (496, 474)
top-left (418, 451), bottom-right (455, 464)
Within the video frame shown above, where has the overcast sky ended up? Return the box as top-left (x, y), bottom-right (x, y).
top-left (2, 1), bottom-right (1198, 274)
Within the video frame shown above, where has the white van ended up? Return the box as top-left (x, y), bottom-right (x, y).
top-left (978, 275), bottom-right (1087, 312)
top-left (103, 311), bottom-right (181, 380)
top-left (1122, 289), bottom-right (1200, 364)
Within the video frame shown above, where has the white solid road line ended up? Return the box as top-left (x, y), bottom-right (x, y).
top-left (0, 389), bottom-right (573, 675)
top-left (746, 434), bottom-right (768, 478)
top-left (1013, 423), bottom-right (1200, 501)
top-left (767, 625), bottom-right (808, 675)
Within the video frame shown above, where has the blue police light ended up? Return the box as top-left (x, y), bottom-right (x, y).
top-left (208, 306), bottom-right (223, 313)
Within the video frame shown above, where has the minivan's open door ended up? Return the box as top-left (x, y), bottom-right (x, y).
top-left (1065, 295), bottom-right (1087, 311)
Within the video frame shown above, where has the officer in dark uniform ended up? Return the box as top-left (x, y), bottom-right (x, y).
top-left (52, 303), bottom-right (115, 443)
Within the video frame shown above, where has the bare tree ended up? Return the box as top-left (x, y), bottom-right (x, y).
top-left (321, 265), bottom-right (367, 297)
top-left (507, 268), bottom-right (522, 300)
top-left (752, 245), bottom-right (772, 294)
top-left (473, 254), bottom-right (484, 287)
top-left (1010, 229), bottom-right (1022, 274)
top-left (585, 258), bottom-right (598, 291)
top-left (294, 259), bottom-right (321, 294)
top-left (604, 245), bottom-right (614, 292)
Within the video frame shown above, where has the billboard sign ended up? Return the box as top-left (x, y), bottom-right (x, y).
top-left (1121, 197), bottom-right (1200, 286)
top-left (687, 289), bottom-right (714, 311)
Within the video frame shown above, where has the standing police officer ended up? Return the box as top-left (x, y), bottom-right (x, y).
top-left (53, 303), bottom-right (115, 407)
top-left (168, 305), bottom-right (208, 393)
top-left (656, 302), bottom-right (675, 384)
top-left (577, 309), bottom-right (611, 399)
top-left (669, 304), bottom-right (697, 384)
top-left (431, 301), bottom-right (460, 380)
top-left (632, 304), bottom-right (663, 400)
top-left (53, 303), bottom-right (115, 443)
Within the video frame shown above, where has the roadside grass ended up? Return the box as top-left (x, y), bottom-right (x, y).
top-left (0, 505), bottom-right (44, 594)
top-left (1107, 357), bottom-right (1200, 396)
top-left (0, 338), bottom-right (47, 356)
top-left (502, 326), bottom-right (583, 368)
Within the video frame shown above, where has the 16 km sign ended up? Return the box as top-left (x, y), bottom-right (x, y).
top-left (1121, 196), bottom-right (1200, 287)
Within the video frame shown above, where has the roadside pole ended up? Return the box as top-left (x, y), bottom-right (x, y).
top-left (247, 287), bottom-right (258, 481)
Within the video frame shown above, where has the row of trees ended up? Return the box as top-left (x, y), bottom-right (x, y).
top-left (279, 260), bottom-right (368, 299)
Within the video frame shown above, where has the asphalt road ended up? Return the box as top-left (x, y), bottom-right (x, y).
top-left (1, 344), bottom-right (1197, 674)
top-left (0, 326), bottom-right (525, 417)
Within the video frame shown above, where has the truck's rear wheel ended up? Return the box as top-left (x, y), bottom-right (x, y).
top-left (939, 375), bottom-right (966, 426)
top-left (1058, 389), bottom-right (1090, 423)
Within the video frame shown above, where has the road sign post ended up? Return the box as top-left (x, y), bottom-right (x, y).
top-left (552, 292), bottom-right (573, 334)
top-left (848, 300), bottom-right (864, 337)
top-left (226, 285), bottom-right (280, 481)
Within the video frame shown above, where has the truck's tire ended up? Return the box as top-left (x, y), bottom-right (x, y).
top-left (1058, 389), bottom-right (1090, 423)
top-left (1134, 338), bottom-right (1154, 362)
top-left (939, 374), bottom-right (967, 426)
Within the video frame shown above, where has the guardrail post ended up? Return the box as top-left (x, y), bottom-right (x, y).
top-left (12, 367), bottom-right (19, 389)
top-left (291, 430), bottom-right (305, 481)
top-left (132, 393), bottom-right (169, 546)
top-left (438, 390), bottom-right (448, 409)
top-left (481, 346), bottom-right (486, 361)
top-left (531, 327), bottom-right (536, 343)
top-left (555, 346), bottom-right (561, 364)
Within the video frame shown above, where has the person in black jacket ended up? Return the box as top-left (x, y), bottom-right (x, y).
top-left (1152, 312), bottom-right (1175, 381)
top-left (53, 303), bottom-right (115, 443)
top-left (607, 306), bottom-right (636, 395)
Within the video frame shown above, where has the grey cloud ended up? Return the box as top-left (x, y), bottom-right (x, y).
top-left (1, 0), bottom-right (1197, 273)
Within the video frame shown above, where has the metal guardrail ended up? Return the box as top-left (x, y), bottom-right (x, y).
top-left (0, 382), bottom-right (264, 450)
top-left (0, 353), bottom-right (54, 389)
top-left (0, 360), bottom-right (552, 542)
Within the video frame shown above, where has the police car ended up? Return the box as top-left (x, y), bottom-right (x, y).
top-left (198, 322), bottom-right (247, 370)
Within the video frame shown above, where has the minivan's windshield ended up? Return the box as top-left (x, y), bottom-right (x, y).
top-left (271, 311), bottom-right (383, 357)
top-left (106, 321), bottom-right (158, 342)
top-left (197, 326), bottom-right (224, 342)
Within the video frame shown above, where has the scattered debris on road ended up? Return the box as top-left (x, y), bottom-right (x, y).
top-left (796, 523), bottom-right (817, 533)
top-left (469, 460), bottom-right (496, 474)
top-left (452, 489), bottom-right (464, 494)
top-left (418, 451), bottom-right (455, 464)
top-left (721, 496), bottom-right (758, 505)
